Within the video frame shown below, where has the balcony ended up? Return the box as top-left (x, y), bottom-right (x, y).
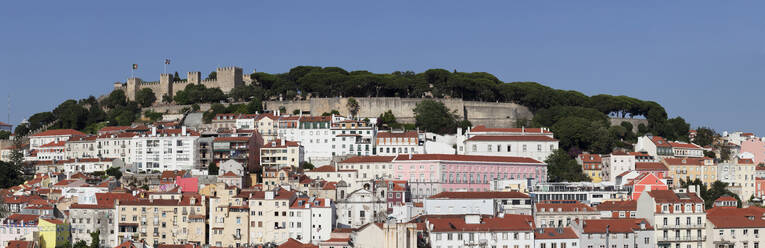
top-left (657, 235), bottom-right (705, 242)
top-left (655, 223), bottom-right (706, 229)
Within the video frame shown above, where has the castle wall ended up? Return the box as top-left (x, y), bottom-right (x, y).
top-left (114, 67), bottom-right (244, 104)
top-left (264, 97), bottom-right (534, 128)
top-left (609, 118), bottom-right (648, 133)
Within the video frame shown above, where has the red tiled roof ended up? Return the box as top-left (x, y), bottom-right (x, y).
top-left (534, 227), bottom-right (579, 239)
top-left (596, 200), bottom-right (637, 211)
top-left (471, 125), bottom-right (552, 134)
top-left (466, 135), bottom-right (558, 142)
top-left (290, 197), bottom-right (330, 208)
top-left (581, 218), bottom-right (653, 233)
top-left (4, 214), bottom-right (40, 224)
top-left (310, 165), bottom-right (336, 172)
top-left (41, 218), bottom-right (64, 224)
top-left (279, 238), bottom-right (319, 248)
top-left (7, 240), bottom-right (34, 248)
top-left (299, 116), bottom-right (331, 122)
top-left (429, 191), bottom-right (529, 199)
top-left (31, 129), bottom-right (86, 137)
top-left (578, 153), bottom-right (602, 163)
top-left (662, 157), bottom-right (706, 166)
top-left (706, 207), bottom-right (765, 228)
top-left (669, 141), bottom-right (702, 149)
top-left (220, 171), bottom-right (239, 177)
top-left (738, 158), bottom-right (755, 164)
top-left (646, 190), bottom-right (703, 204)
top-left (0, 121), bottom-right (11, 127)
top-left (635, 162), bottom-right (668, 171)
top-left (395, 154), bottom-right (543, 164)
top-left (339, 156), bottom-right (396, 164)
top-left (428, 214), bottom-right (534, 232)
top-left (239, 189), bottom-right (297, 200)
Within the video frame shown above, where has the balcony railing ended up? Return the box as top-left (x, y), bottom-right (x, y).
top-left (655, 223), bottom-right (706, 229)
top-left (657, 235), bottom-right (705, 242)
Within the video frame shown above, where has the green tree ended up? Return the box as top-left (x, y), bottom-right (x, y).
top-left (322, 110), bottom-right (341, 117)
top-left (135, 88), bottom-right (157, 107)
top-left (545, 149), bottom-right (589, 182)
top-left (208, 162), bottom-right (219, 175)
top-left (694, 127), bottom-right (717, 147)
top-left (162, 94), bottom-right (173, 104)
top-left (346, 97), bottom-right (360, 117)
top-left (89, 231), bottom-right (100, 248)
top-left (302, 162), bottom-right (315, 170)
top-left (73, 240), bottom-right (88, 248)
top-left (292, 109), bottom-right (301, 115)
top-left (377, 110), bottom-right (398, 128)
top-left (143, 110), bottom-right (163, 122)
top-left (0, 131), bottom-right (10, 140)
top-left (104, 90), bottom-right (127, 109)
top-left (413, 100), bottom-right (458, 135)
top-left (106, 167), bottom-right (123, 180)
top-left (0, 161), bottom-right (24, 188)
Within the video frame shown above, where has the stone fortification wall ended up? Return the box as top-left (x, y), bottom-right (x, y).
top-left (114, 67), bottom-right (251, 102)
top-left (609, 117), bottom-right (649, 133)
top-left (264, 97), bottom-right (534, 128)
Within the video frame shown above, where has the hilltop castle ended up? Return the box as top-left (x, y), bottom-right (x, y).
top-left (113, 66), bottom-right (256, 101)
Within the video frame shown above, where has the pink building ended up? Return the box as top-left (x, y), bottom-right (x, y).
top-left (741, 138), bottom-right (765, 165)
top-left (392, 154), bottom-right (546, 201)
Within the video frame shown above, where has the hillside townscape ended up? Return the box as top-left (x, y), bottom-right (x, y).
top-left (0, 64), bottom-right (762, 248)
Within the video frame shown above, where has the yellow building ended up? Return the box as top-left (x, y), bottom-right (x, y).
top-left (662, 157), bottom-right (716, 188)
top-left (38, 218), bottom-right (69, 248)
top-left (116, 194), bottom-right (206, 246)
top-left (209, 185), bottom-right (249, 247)
top-left (576, 153), bottom-right (603, 183)
top-left (260, 139), bottom-right (304, 169)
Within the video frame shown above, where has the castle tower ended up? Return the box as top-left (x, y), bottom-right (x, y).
top-left (159, 73), bottom-right (174, 99)
top-left (188, 71), bottom-right (201, 85)
top-left (125, 77), bottom-right (142, 101)
top-left (216, 67), bottom-right (243, 93)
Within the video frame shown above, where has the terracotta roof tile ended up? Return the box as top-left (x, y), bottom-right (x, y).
top-left (339, 156), bottom-right (396, 164)
top-left (646, 190), bottom-right (703, 204)
top-left (31, 129), bottom-right (86, 137)
top-left (534, 227), bottom-right (579, 239)
top-left (581, 218), bottom-right (653, 233)
top-left (596, 200), bottom-right (637, 211)
top-left (428, 214), bottom-right (534, 232)
top-left (706, 207), bottom-right (765, 228)
top-left (635, 162), bottom-right (668, 171)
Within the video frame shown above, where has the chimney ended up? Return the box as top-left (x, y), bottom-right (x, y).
top-left (324, 199), bottom-right (331, 207)
top-left (640, 221), bottom-right (646, 230)
top-left (151, 127), bottom-right (157, 136)
top-left (182, 126), bottom-right (187, 136)
top-left (408, 153), bottom-right (413, 159)
top-left (281, 139), bottom-right (285, 146)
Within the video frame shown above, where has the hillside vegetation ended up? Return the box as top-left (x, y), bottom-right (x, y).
top-left (13, 66), bottom-right (689, 163)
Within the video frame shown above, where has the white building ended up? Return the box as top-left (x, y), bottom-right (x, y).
top-left (427, 214), bottom-right (535, 248)
top-left (424, 191), bottom-right (532, 216)
top-left (130, 127), bottom-right (199, 172)
top-left (69, 202), bottom-right (119, 247)
top-left (457, 125), bottom-right (558, 162)
top-left (331, 120), bottom-right (376, 157)
top-left (288, 197), bottom-right (335, 244)
top-left (61, 158), bottom-right (124, 176)
top-left (336, 156), bottom-right (396, 181)
top-left (375, 131), bottom-right (423, 156)
top-left (636, 189), bottom-right (706, 248)
top-left (335, 188), bottom-right (386, 228)
top-left (29, 129), bottom-right (85, 150)
top-left (602, 151), bottom-right (636, 184)
top-left (705, 206), bottom-right (765, 248)
top-left (534, 227), bottom-right (579, 248)
top-left (278, 116), bottom-right (333, 165)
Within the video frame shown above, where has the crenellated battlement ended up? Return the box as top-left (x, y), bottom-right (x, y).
top-left (114, 66), bottom-right (251, 103)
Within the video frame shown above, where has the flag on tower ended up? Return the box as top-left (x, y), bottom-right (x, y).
top-left (165, 59), bottom-right (171, 65)
top-left (132, 64), bottom-right (138, 70)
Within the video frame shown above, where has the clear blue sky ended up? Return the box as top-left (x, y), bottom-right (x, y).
top-left (2, 1), bottom-right (764, 134)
